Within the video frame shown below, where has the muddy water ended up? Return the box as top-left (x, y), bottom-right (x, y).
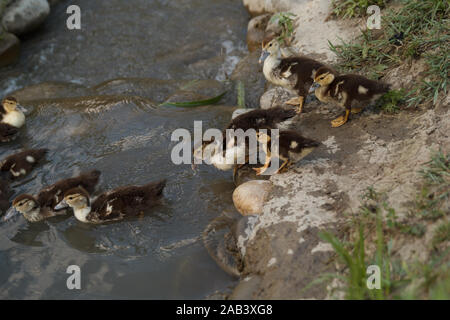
top-left (0, 0), bottom-right (248, 299)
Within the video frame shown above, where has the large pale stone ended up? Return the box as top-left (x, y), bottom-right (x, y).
top-left (2, 0), bottom-right (50, 35)
top-left (233, 180), bottom-right (272, 216)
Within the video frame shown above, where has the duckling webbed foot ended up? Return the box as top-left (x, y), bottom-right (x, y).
top-left (285, 96), bottom-right (304, 114)
top-left (331, 109), bottom-right (350, 128)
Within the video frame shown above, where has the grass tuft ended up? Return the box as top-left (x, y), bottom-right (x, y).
top-left (331, 0), bottom-right (389, 19)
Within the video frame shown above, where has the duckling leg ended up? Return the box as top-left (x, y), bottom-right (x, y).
top-left (351, 107), bottom-right (363, 114)
top-left (331, 108), bottom-right (350, 128)
top-left (285, 96), bottom-right (305, 114)
top-left (253, 154), bottom-right (272, 175)
top-left (275, 158), bottom-right (290, 174)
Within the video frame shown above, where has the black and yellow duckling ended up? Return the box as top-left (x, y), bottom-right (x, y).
top-left (254, 130), bottom-right (321, 175)
top-left (56, 179), bottom-right (166, 224)
top-left (1, 149), bottom-right (48, 179)
top-left (0, 96), bottom-right (26, 142)
top-left (259, 38), bottom-right (326, 114)
top-left (312, 66), bottom-right (391, 127)
top-left (4, 170), bottom-right (101, 222)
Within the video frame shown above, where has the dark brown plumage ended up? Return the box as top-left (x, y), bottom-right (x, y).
top-left (226, 107), bottom-right (297, 132)
top-left (63, 179), bottom-right (166, 223)
top-left (0, 123), bottom-right (18, 142)
top-left (1, 149), bottom-right (48, 179)
top-left (0, 178), bottom-right (12, 215)
top-left (314, 66), bottom-right (391, 127)
top-left (255, 130), bottom-right (321, 175)
top-left (37, 169), bottom-right (101, 209)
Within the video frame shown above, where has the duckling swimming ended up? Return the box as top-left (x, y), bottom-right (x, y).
top-left (254, 130), bottom-right (321, 175)
top-left (312, 66), bottom-right (391, 127)
top-left (0, 97), bottom-right (26, 142)
top-left (1, 96), bottom-right (26, 128)
top-left (1, 149), bottom-right (48, 179)
top-left (259, 38), bottom-right (325, 114)
top-left (4, 170), bottom-right (101, 222)
top-left (56, 180), bottom-right (166, 224)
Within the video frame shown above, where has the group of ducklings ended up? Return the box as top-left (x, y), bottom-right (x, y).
top-left (194, 37), bottom-right (390, 179)
top-left (0, 97), bottom-right (166, 224)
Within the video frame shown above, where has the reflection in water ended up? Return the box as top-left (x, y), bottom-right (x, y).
top-left (0, 0), bottom-right (247, 299)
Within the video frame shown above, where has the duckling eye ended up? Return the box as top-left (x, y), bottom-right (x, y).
top-left (269, 43), bottom-right (273, 47)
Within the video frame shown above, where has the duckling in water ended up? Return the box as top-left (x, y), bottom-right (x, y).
top-left (0, 96), bottom-right (26, 142)
top-left (4, 170), bottom-right (101, 222)
top-left (259, 38), bottom-right (326, 114)
top-left (312, 66), bottom-right (391, 127)
top-left (1, 149), bottom-right (48, 179)
top-left (254, 130), bottom-right (321, 175)
top-left (56, 180), bottom-right (166, 224)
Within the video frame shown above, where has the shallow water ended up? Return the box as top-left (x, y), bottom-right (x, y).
top-left (0, 0), bottom-right (248, 299)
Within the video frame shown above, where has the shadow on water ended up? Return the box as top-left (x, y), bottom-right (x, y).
top-left (0, 0), bottom-right (248, 299)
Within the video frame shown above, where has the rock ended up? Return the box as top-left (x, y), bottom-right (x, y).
top-left (260, 87), bottom-right (297, 109)
top-left (231, 108), bottom-right (256, 120)
top-left (233, 180), bottom-right (272, 216)
top-left (247, 14), bottom-right (271, 52)
top-left (234, 165), bottom-right (269, 187)
top-left (242, 0), bottom-right (266, 17)
top-left (2, 0), bottom-right (50, 35)
top-left (230, 51), bottom-right (266, 108)
top-left (0, 31), bottom-right (20, 68)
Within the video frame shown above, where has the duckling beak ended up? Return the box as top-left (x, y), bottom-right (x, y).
top-left (55, 200), bottom-right (68, 210)
top-left (3, 207), bottom-right (19, 221)
top-left (309, 82), bottom-right (320, 93)
top-left (259, 50), bottom-right (270, 64)
top-left (16, 105), bottom-right (27, 113)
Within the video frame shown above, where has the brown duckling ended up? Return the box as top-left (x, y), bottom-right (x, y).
top-left (4, 170), bottom-right (101, 222)
top-left (312, 66), bottom-right (391, 127)
top-left (1, 149), bottom-right (48, 179)
top-left (0, 124), bottom-right (18, 142)
top-left (254, 130), bottom-right (321, 175)
top-left (259, 38), bottom-right (326, 114)
top-left (56, 179), bottom-right (166, 224)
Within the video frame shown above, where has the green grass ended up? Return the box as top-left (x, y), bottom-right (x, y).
top-left (316, 151), bottom-right (450, 299)
top-left (331, 0), bottom-right (389, 19)
top-left (270, 12), bottom-right (296, 45)
top-left (330, 0), bottom-right (449, 108)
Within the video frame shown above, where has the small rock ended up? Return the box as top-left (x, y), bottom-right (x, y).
top-left (233, 180), bottom-right (272, 216)
top-left (0, 31), bottom-right (20, 68)
top-left (243, 0), bottom-right (267, 17)
top-left (260, 87), bottom-right (297, 109)
top-left (2, 0), bottom-right (50, 35)
top-left (247, 14), bottom-right (271, 52)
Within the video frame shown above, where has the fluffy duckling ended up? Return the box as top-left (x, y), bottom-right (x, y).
top-left (56, 180), bottom-right (166, 224)
top-left (1, 149), bottom-right (48, 179)
top-left (254, 130), bottom-right (321, 175)
top-left (193, 107), bottom-right (296, 180)
top-left (312, 66), bottom-right (391, 127)
top-left (1, 96), bottom-right (26, 128)
top-left (0, 124), bottom-right (18, 142)
top-left (0, 178), bottom-right (12, 215)
top-left (4, 170), bottom-right (101, 222)
top-left (259, 38), bottom-right (325, 114)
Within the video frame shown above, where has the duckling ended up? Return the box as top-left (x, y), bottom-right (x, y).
top-left (0, 178), bottom-right (12, 215)
top-left (225, 107), bottom-right (297, 132)
top-left (1, 96), bottom-right (26, 128)
top-left (1, 149), bottom-right (48, 179)
top-left (259, 38), bottom-right (326, 114)
top-left (312, 66), bottom-right (391, 127)
top-left (0, 124), bottom-right (18, 142)
top-left (56, 180), bottom-right (166, 224)
top-left (3, 170), bottom-right (101, 222)
top-left (254, 130), bottom-right (321, 175)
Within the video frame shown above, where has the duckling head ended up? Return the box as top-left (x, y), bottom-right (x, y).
top-left (4, 194), bottom-right (40, 222)
top-left (259, 38), bottom-right (281, 64)
top-left (1, 96), bottom-right (26, 128)
top-left (58, 187), bottom-right (90, 210)
top-left (256, 131), bottom-right (271, 145)
top-left (2, 97), bottom-right (26, 114)
top-left (313, 67), bottom-right (336, 86)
